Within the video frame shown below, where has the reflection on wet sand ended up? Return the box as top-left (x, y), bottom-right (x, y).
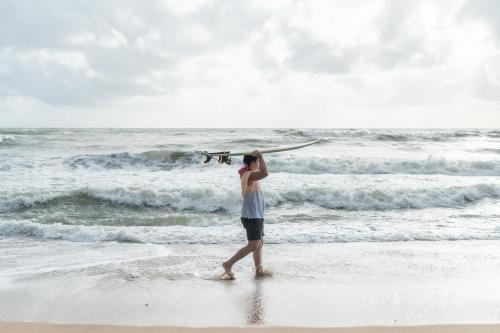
top-left (247, 279), bottom-right (264, 325)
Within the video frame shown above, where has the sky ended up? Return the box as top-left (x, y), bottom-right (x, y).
top-left (1, 0), bottom-right (499, 128)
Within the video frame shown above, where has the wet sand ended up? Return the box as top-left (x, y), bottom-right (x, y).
top-left (1, 240), bottom-right (500, 327)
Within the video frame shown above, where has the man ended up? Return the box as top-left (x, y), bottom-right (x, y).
top-left (222, 150), bottom-right (272, 279)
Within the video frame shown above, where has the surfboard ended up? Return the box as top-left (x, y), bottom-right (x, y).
top-left (201, 139), bottom-right (319, 164)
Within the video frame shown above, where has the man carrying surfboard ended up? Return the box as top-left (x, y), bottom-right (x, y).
top-left (222, 150), bottom-right (272, 279)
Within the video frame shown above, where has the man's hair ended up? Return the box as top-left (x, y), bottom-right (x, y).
top-left (243, 154), bottom-right (257, 166)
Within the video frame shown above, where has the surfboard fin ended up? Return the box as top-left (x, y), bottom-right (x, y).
top-left (201, 151), bottom-right (231, 164)
top-left (217, 155), bottom-right (231, 165)
top-left (201, 151), bottom-right (213, 163)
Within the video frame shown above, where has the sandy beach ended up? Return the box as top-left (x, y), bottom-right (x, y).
top-left (1, 322), bottom-right (500, 333)
top-left (2, 239), bottom-right (500, 328)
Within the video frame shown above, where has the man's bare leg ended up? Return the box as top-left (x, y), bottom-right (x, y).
top-left (253, 240), bottom-right (262, 268)
top-left (254, 239), bottom-right (272, 277)
top-left (223, 240), bottom-right (260, 278)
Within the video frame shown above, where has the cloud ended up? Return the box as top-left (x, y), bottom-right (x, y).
top-left (461, 0), bottom-right (500, 43)
top-left (0, 0), bottom-right (499, 127)
top-left (251, 0), bottom-right (461, 77)
top-left (284, 31), bottom-right (360, 75)
top-left (0, 1), bottom-right (272, 106)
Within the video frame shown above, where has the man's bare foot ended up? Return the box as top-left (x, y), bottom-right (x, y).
top-left (222, 261), bottom-right (235, 280)
top-left (255, 265), bottom-right (273, 278)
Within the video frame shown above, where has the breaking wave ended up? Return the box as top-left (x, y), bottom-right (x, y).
top-left (1, 215), bottom-right (500, 244)
top-left (275, 129), bottom-right (498, 141)
top-left (64, 150), bottom-right (200, 170)
top-left (0, 220), bottom-right (146, 243)
top-left (267, 155), bottom-right (500, 176)
top-left (2, 183), bottom-right (499, 215)
top-left (0, 135), bottom-right (19, 146)
top-left (266, 183), bottom-right (500, 210)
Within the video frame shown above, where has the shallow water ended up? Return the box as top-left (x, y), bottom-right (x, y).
top-left (1, 238), bottom-right (500, 326)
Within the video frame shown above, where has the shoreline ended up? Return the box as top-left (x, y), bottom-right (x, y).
top-left (2, 240), bottom-right (500, 327)
top-left (1, 322), bottom-right (500, 333)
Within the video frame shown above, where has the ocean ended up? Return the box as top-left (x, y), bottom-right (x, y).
top-left (1, 128), bottom-right (500, 325)
top-left (1, 128), bottom-right (499, 244)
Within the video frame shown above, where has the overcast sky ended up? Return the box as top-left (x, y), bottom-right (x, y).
top-left (1, 0), bottom-right (499, 128)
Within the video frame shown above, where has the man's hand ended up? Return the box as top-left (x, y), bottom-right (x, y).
top-left (252, 150), bottom-right (262, 158)
top-left (248, 148), bottom-right (268, 181)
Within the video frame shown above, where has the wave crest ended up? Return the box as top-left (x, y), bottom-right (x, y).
top-left (0, 135), bottom-right (19, 146)
top-left (274, 129), bottom-right (496, 141)
top-left (2, 183), bottom-right (499, 214)
top-left (266, 183), bottom-right (500, 210)
top-left (267, 155), bottom-right (500, 176)
top-left (64, 150), bottom-right (200, 170)
top-left (0, 186), bottom-right (241, 214)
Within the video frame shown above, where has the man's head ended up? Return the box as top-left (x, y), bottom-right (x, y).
top-left (243, 154), bottom-right (259, 170)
